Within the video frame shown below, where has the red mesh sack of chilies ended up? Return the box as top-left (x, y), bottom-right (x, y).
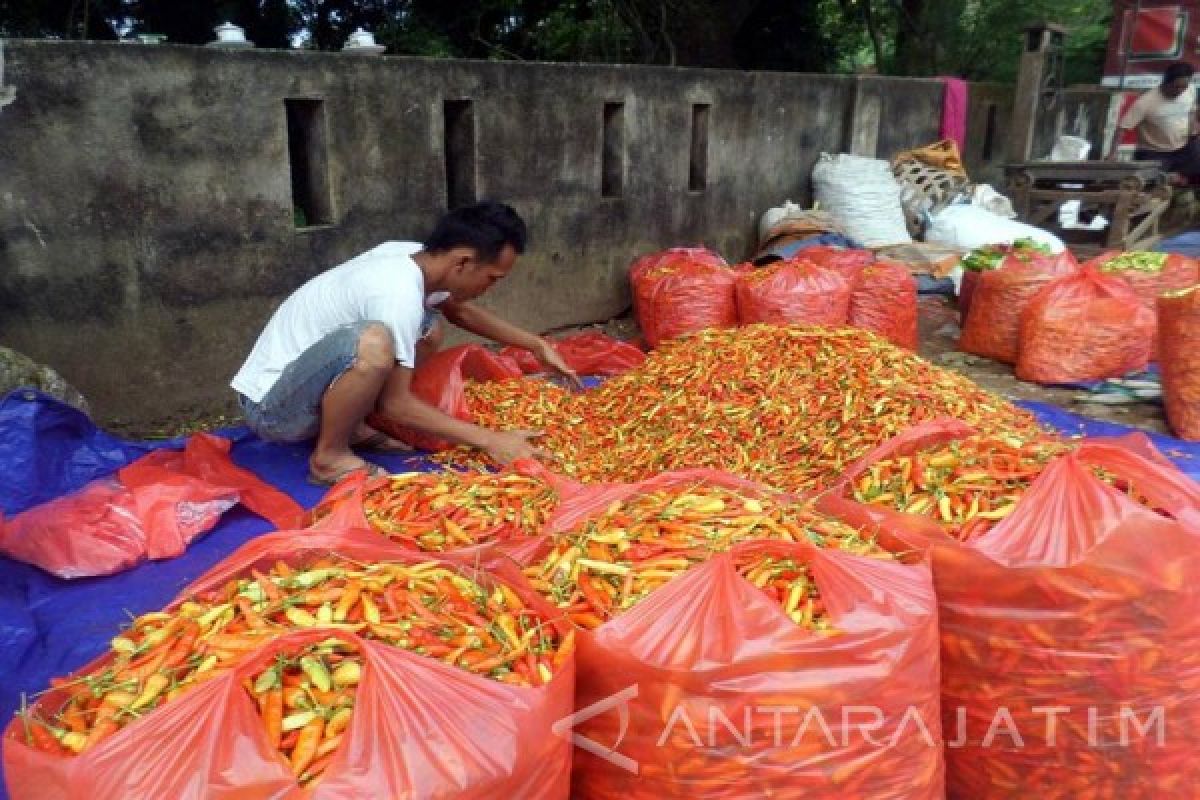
top-left (735, 259), bottom-right (852, 327)
top-left (848, 260), bottom-right (919, 349)
top-left (959, 249), bottom-right (1079, 363)
top-left (1159, 285), bottom-right (1200, 440)
top-left (366, 343), bottom-right (523, 451)
top-left (499, 331), bottom-right (645, 377)
top-left (793, 246), bottom-right (874, 290)
top-left (822, 420), bottom-right (1200, 800)
top-left (512, 470), bottom-right (944, 800)
top-left (629, 248), bottom-right (736, 347)
top-left (1015, 266), bottom-right (1155, 384)
top-left (3, 527), bottom-right (575, 800)
top-left (1086, 250), bottom-right (1199, 309)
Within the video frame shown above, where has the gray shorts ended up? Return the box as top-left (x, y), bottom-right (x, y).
top-left (239, 311), bottom-right (439, 443)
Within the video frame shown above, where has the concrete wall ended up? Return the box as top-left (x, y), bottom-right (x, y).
top-left (0, 40), bottom-right (988, 425)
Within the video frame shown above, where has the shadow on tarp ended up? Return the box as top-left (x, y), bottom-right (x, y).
top-left (0, 391), bottom-right (434, 799)
top-left (1017, 399), bottom-right (1200, 480)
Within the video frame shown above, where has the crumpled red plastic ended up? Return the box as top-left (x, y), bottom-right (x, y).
top-left (958, 250), bottom-right (1079, 363)
top-left (735, 259), bottom-right (852, 327)
top-left (629, 248), bottom-right (737, 348)
top-left (499, 332), bottom-right (645, 377)
top-left (1158, 287), bottom-right (1200, 440)
top-left (822, 420), bottom-right (1200, 799)
top-left (2, 527), bottom-right (575, 799)
top-left (366, 343), bottom-right (524, 452)
top-left (517, 469), bottom-right (944, 799)
top-left (848, 259), bottom-right (919, 349)
top-left (0, 433), bottom-right (301, 578)
top-left (1016, 266), bottom-right (1155, 384)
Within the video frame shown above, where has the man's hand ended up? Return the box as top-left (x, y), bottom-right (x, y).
top-left (533, 339), bottom-right (584, 390)
top-left (484, 429), bottom-right (550, 464)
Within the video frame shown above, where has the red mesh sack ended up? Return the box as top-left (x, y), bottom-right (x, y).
top-left (513, 470), bottom-right (944, 799)
top-left (959, 250), bottom-right (1079, 363)
top-left (1087, 250), bottom-right (1199, 309)
top-left (629, 248), bottom-right (736, 347)
top-left (823, 422), bottom-right (1200, 799)
top-left (735, 259), bottom-right (852, 326)
top-left (366, 343), bottom-right (523, 452)
top-left (500, 332), bottom-right (645, 377)
top-left (1159, 285), bottom-right (1200, 440)
top-left (848, 259), bottom-right (918, 349)
top-left (794, 245), bottom-right (874, 290)
top-left (3, 528), bottom-right (575, 799)
top-left (1015, 267), bottom-right (1155, 384)
top-left (0, 433), bottom-right (301, 578)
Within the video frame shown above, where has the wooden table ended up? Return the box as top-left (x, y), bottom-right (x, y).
top-left (1004, 161), bottom-right (1171, 256)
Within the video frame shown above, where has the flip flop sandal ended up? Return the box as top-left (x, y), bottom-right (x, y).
top-left (351, 431), bottom-right (415, 454)
top-left (307, 461), bottom-right (388, 488)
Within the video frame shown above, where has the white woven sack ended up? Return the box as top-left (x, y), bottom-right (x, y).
top-left (926, 204), bottom-right (1065, 253)
top-left (812, 153), bottom-right (912, 247)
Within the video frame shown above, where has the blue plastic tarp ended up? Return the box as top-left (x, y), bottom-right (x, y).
top-left (0, 390), bottom-right (1198, 797)
top-left (1155, 230), bottom-right (1200, 259)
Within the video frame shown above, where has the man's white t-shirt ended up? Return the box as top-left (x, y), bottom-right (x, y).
top-left (1120, 85), bottom-right (1197, 152)
top-left (231, 241), bottom-right (447, 403)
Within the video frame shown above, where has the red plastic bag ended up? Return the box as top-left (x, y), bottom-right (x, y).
top-left (517, 470), bottom-right (944, 799)
top-left (1015, 267), bottom-right (1155, 384)
top-left (959, 250), bottom-right (1079, 363)
top-left (848, 260), bottom-right (918, 349)
top-left (629, 248), bottom-right (737, 347)
top-left (3, 527), bottom-right (575, 799)
top-left (1086, 250), bottom-right (1199, 309)
top-left (1160, 286), bottom-right (1200, 440)
top-left (823, 423), bottom-right (1200, 799)
top-left (563, 539), bottom-right (943, 799)
top-left (735, 259), bottom-right (851, 326)
top-left (794, 245), bottom-right (874, 290)
top-left (0, 433), bottom-right (301, 578)
top-left (500, 332), bottom-right (646, 377)
top-left (366, 343), bottom-right (524, 451)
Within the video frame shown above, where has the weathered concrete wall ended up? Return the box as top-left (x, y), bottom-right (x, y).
top-left (0, 40), bottom-right (987, 425)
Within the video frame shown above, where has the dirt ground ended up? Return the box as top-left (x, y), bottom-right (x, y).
top-left (115, 299), bottom-right (1170, 439)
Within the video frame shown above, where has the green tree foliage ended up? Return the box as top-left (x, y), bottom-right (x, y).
top-left (0, 0), bottom-right (1115, 84)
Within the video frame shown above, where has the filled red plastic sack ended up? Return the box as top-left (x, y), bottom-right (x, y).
top-left (0, 433), bottom-right (301, 578)
top-left (1086, 250), bottom-right (1199, 309)
top-left (735, 259), bottom-right (852, 327)
top-left (1159, 285), bottom-right (1200, 440)
top-left (958, 250), bottom-right (1079, 363)
top-left (3, 527), bottom-right (575, 800)
top-left (366, 343), bottom-right (523, 451)
top-left (794, 245), bottom-right (874, 290)
top-left (629, 248), bottom-right (737, 348)
top-left (523, 470), bottom-right (944, 800)
top-left (499, 331), bottom-right (645, 377)
top-left (848, 259), bottom-right (919, 349)
top-left (1015, 266), bottom-right (1155, 384)
top-left (823, 422), bottom-right (1200, 799)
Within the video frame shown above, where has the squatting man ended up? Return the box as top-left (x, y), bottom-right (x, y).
top-left (231, 202), bottom-right (580, 485)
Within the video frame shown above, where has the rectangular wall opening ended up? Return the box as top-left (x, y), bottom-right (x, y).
top-left (982, 103), bottom-right (998, 161)
top-left (284, 98), bottom-right (333, 228)
top-left (601, 102), bottom-right (626, 198)
top-left (688, 103), bottom-right (710, 191)
top-left (444, 99), bottom-right (477, 209)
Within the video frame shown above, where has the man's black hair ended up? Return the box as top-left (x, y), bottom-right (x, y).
top-left (1163, 61), bottom-right (1195, 85)
top-left (424, 202), bottom-right (527, 263)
